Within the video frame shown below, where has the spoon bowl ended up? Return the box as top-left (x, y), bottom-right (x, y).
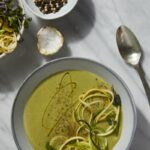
top-left (116, 25), bottom-right (142, 66)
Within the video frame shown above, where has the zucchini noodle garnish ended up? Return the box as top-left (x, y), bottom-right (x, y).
top-left (59, 136), bottom-right (86, 150)
top-left (0, 32), bottom-right (17, 53)
top-left (0, 18), bottom-right (18, 54)
top-left (47, 77), bottom-right (121, 150)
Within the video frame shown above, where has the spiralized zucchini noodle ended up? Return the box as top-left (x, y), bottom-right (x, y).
top-left (46, 76), bottom-right (121, 150)
top-left (0, 19), bottom-right (17, 54)
top-left (0, 33), bottom-right (17, 53)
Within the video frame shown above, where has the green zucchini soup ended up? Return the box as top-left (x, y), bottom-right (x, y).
top-left (24, 70), bottom-right (122, 150)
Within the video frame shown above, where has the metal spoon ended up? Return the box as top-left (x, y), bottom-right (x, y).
top-left (116, 25), bottom-right (150, 105)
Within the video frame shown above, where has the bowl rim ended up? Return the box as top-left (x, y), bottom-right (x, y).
top-left (23, 0), bottom-right (78, 20)
top-left (11, 57), bottom-right (137, 150)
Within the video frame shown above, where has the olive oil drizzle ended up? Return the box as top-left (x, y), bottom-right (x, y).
top-left (41, 72), bottom-right (77, 136)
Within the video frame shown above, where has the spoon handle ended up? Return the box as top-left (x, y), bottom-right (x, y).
top-left (135, 63), bottom-right (150, 105)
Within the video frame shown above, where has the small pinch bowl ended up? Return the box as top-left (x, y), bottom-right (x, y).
top-left (23, 0), bottom-right (78, 20)
top-left (11, 57), bottom-right (137, 150)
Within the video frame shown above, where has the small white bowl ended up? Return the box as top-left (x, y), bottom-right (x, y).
top-left (11, 57), bottom-right (137, 150)
top-left (0, 0), bottom-right (25, 58)
top-left (23, 0), bottom-right (78, 20)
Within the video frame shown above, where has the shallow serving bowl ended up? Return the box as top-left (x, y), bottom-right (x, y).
top-left (11, 57), bottom-right (137, 150)
top-left (23, 0), bottom-right (78, 20)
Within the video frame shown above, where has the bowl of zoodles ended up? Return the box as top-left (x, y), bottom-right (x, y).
top-left (0, 0), bottom-right (31, 58)
top-left (11, 58), bottom-right (137, 150)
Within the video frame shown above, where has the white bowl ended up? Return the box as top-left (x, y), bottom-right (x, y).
top-left (23, 0), bottom-right (78, 20)
top-left (11, 57), bottom-right (137, 150)
top-left (0, 0), bottom-right (25, 58)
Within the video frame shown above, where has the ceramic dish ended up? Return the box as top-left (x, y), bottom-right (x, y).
top-left (0, 0), bottom-right (25, 58)
top-left (23, 0), bottom-right (78, 20)
top-left (11, 57), bottom-right (137, 150)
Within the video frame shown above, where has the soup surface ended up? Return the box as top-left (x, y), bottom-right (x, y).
top-left (24, 70), bottom-right (122, 150)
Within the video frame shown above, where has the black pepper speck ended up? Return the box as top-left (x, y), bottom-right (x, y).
top-left (34, 0), bottom-right (68, 14)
